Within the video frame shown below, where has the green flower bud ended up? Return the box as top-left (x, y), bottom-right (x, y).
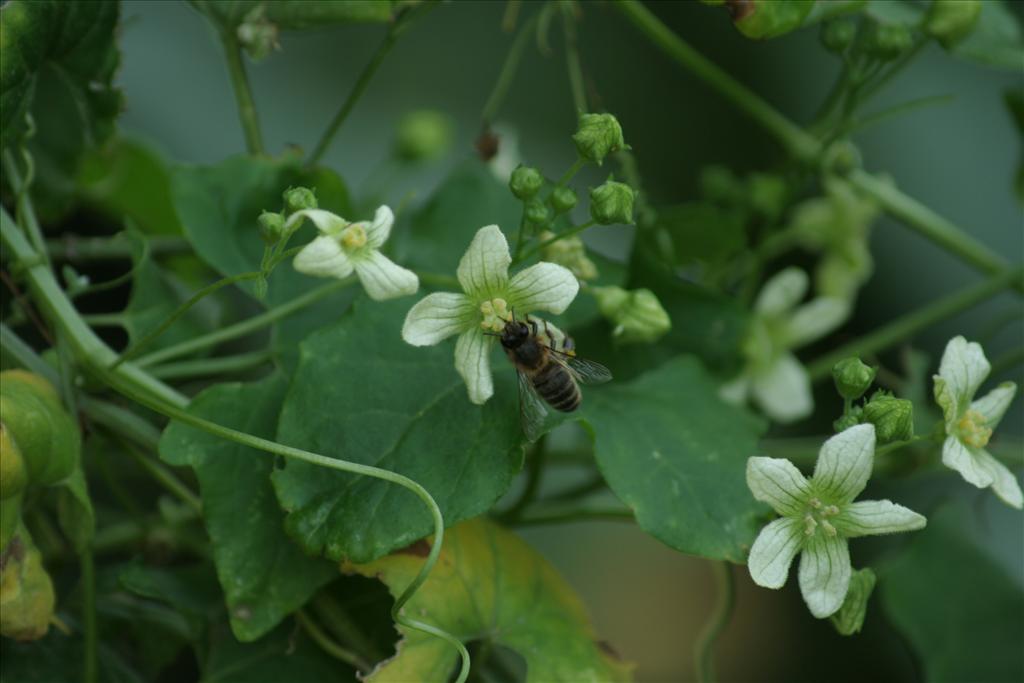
top-left (731, 0), bottom-right (814, 39)
top-left (257, 210), bottom-right (286, 243)
top-left (0, 371), bottom-right (80, 487)
top-left (237, 7), bottom-right (279, 62)
top-left (821, 140), bottom-right (862, 174)
top-left (0, 424), bottom-right (28, 500)
top-left (832, 357), bottom-right (876, 400)
top-left (861, 391), bottom-right (914, 444)
top-left (525, 198), bottom-right (551, 226)
top-left (925, 0), bottom-right (982, 48)
top-left (394, 110), bottom-right (453, 162)
top-left (589, 180), bottom-right (635, 225)
top-left (830, 568), bottom-right (876, 636)
top-left (509, 165), bottom-right (544, 200)
top-left (282, 186), bottom-right (317, 213)
top-left (549, 186), bottom-right (578, 214)
top-left (539, 231), bottom-right (598, 281)
top-left (0, 524), bottom-right (56, 641)
top-left (572, 112), bottom-right (626, 166)
top-left (833, 406), bottom-right (863, 434)
top-left (592, 286), bottom-right (671, 344)
top-left (820, 19), bottom-right (857, 54)
top-left (747, 173), bottom-right (787, 221)
top-left (866, 23), bottom-right (913, 61)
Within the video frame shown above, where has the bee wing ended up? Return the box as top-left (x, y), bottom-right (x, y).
top-left (517, 370), bottom-right (549, 442)
top-left (550, 350), bottom-right (613, 385)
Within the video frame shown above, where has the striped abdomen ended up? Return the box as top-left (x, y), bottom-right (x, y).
top-left (531, 361), bottom-right (580, 412)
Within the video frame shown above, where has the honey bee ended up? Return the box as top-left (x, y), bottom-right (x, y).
top-left (494, 312), bottom-right (612, 441)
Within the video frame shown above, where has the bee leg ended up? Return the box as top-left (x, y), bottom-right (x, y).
top-left (530, 317), bottom-right (540, 337)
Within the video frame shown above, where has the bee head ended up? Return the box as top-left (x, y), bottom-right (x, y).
top-left (498, 320), bottom-right (530, 349)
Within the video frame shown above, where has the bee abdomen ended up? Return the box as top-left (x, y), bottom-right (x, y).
top-left (533, 365), bottom-right (580, 412)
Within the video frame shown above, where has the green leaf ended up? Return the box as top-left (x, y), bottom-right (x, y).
top-left (395, 162), bottom-right (521, 275)
top-left (159, 373), bottom-right (337, 642)
top-left (881, 503), bottom-right (1024, 683)
top-left (657, 202), bottom-right (746, 267)
top-left (272, 298), bottom-right (522, 563)
top-left (202, 619), bottom-right (348, 683)
top-left (77, 136), bottom-right (183, 235)
top-left (55, 466), bottom-right (94, 554)
top-left (0, 0), bottom-right (122, 219)
top-left (581, 356), bottom-right (767, 561)
top-left (347, 517), bottom-right (633, 682)
top-left (949, 0), bottom-right (1024, 69)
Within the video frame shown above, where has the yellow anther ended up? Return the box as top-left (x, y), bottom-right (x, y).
top-left (957, 409), bottom-right (992, 449)
top-left (341, 224), bottom-right (368, 250)
top-left (479, 298), bottom-right (510, 332)
top-left (804, 514), bottom-right (818, 537)
top-left (823, 505), bottom-right (840, 517)
top-left (821, 520), bottom-right (838, 537)
top-left (808, 497), bottom-right (822, 509)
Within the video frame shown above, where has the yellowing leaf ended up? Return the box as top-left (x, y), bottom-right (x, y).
top-left (347, 518), bottom-right (633, 683)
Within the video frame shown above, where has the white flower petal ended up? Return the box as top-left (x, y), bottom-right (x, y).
top-left (932, 376), bottom-right (959, 426)
top-left (352, 250), bottom-right (419, 301)
top-left (747, 517), bottom-right (803, 589)
top-left (288, 208), bottom-right (347, 235)
top-left (365, 205), bottom-right (394, 249)
top-left (457, 225), bottom-right (510, 300)
top-left (755, 267), bottom-right (808, 317)
top-left (746, 457), bottom-right (812, 516)
top-left (505, 262), bottom-right (579, 315)
top-left (293, 235), bottom-right (354, 279)
top-left (812, 424), bottom-right (875, 505)
top-left (971, 382), bottom-right (1017, 431)
top-left (977, 451), bottom-right (1024, 509)
top-left (798, 534), bottom-right (851, 619)
top-left (941, 435), bottom-right (994, 489)
top-left (402, 292), bottom-right (474, 346)
top-left (937, 335), bottom-right (990, 406)
top-left (833, 500), bottom-right (926, 538)
top-left (751, 353), bottom-right (813, 424)
top-left (782, 297), bottom-right (850, 349)
top-left (455, 329), bottom-right (494, 405)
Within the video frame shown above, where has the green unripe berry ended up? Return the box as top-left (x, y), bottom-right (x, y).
top-left (572, 112), bottom-right (626, 166)
top-left (821, 19), bottom-right (856, 54)
top-left (282, 186), bottom-right (317, 213)
top-left (509, 165), bottom-right (544, 200)
top-left (549, 186), bottom-right (578, 214)
top-left (589, 180), bottom-right (635, 225)
top-left (0, 371), bottom-right (80, 487)
top-left (525, 198), bottom-right (551, 226)
top-left (861, 392), bottom-right (914, 444)
top-left (394, 110), bottom-right (453, 162)
top-left (832, 357), bottom-right (876, 401)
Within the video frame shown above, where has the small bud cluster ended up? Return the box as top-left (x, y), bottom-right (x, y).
top-left (831, 358), bottom-right (914, 445)
top-left (591, 286), bottom-right (670, 345)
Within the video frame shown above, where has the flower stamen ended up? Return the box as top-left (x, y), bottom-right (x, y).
top-left (957, 409), bottom-right (992, 449)
top-left (479, 297), bottom-right (510, 332)
top-left (341, 224), bottom-right (367, 250)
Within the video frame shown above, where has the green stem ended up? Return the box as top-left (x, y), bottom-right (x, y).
top-left (613, 0), bottom-right (820, 163)
top-left (45, 235), bottom-right (190, 262)
top-left (82, 313), bottom-right (126, 327)
top-left (556, 157), bottom-right (586, 188)
top-left (846, 170), bottom-right (1020, 291)
top-left (135, 278), bottom-right (354, 367)
top-left (482, 9), bottom-right (542, 123)
top-left (840, 94), bottom-right (954, 138)
top-left (296, 609), bottom-right (372, 672)
top-left (507, 506), bottom-right (634, 527)
top-left (111, 271), bottom-right (262, 368)
top-left (311, 592), bottom-right (386, 666)
top-left (876, 435), bottom-right (928, 458)
top-left (118, 437), bottom-right (203, 514)
top-left (148, 350), bottom-right (275, 381)
top-left (2, 150), bottom-right (49, 261)
top-left (498, 441), bottom-right (547, 522)
top-left (220, 28), bottom-right (264, 154)
top-left (516, 219), bottom-right (595, 264)
top-left (308, 2), bottom-right (437, 165)
top-left (806, 267), bottom-right (1024, 381)
top-left (81, 550), bottom-right (98, 683)
top-left (82, 398), bottom-right (163, 450)
top-left (562, 5), bottom-right (587, 114)
top-left (694, 561), bottom-right (735, 683)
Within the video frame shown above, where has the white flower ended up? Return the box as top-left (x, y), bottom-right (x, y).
top-left (721, 267), bottom-right (849, 423)
top-left (746, 424), bottom-right (926, 618)
top-left (291, 205), bottom-right (419, 301)
top-left (933, 336), bottom-right (1021, 509)
top-left (401, 225), bottom-right (579, 404)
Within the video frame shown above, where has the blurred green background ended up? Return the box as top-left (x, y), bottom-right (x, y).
top-left (111, 1), bottom-right (1022, 680)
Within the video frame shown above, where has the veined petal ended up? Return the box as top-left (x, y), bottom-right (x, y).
top-left (751, 353), bottom-right (813, 424)
top-left (941, 435), bottom-right (993, 489)
top-left (365, 205), bottom-right (394, 249)
top-left (402, 292), bottom-right (474, 346)
top-left (937, 335), bottom-right (990, 407)
top-left (455, 328), bottom-right (494, 405)
top-left (976, 450), bottom-right (1024, 509)
top-left (812, 424), bottom-right (875, 505)
top-left (293, 235), bottom-right (354, 279)
top-left (457, 225), bottom-right (510, 300)
top-left (506, 262), bottom-right (579, 315)
top-left (933, 376), bottom-right (959, 426)
top-left (971, 382), bottom-right (1017, 431)
top-left (288, 208), bottom-right (347, 235)
top-left (747, 517), bottom-right (803, 589)
top-left (833, 500), bottom-right (926, 538)
top-left (755, 267), bottom-right (808, 317)
top-left (782, 297), bottom-right (849, 349)
top-left (352, 250), bottom-right (419, 301)
top-left (798, 534), bottom-right (851, 619)
top-left (746, 457), bottom-right (811, 516)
